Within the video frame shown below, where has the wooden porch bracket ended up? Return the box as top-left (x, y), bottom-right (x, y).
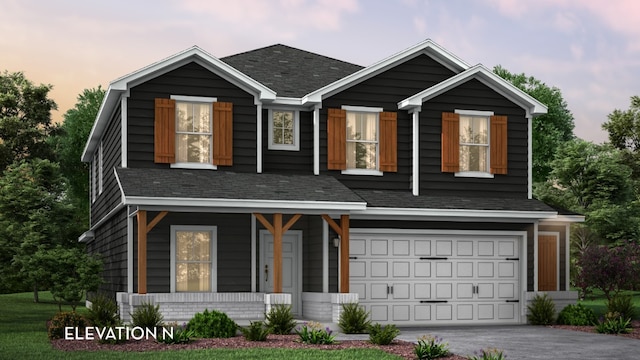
top-left (321, 214), bottom-right (350, 293)
top-left (254, 213), bottom-right (302, 293)
top-left (137, 210), bottom-right (168, 294)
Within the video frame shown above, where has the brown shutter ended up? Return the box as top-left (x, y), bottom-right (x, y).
top-left (213, 102), bottom-right (233, 166)
top-left (154, 98), bottom-right (176, 163)
top-left (327, 108), bottom-right (346, 170)
top-left (441, 112), bottom-right (459, 173)
top-left (490, 115), bottom-right (508, 175)
top-left (379, 111), bottom-right (397, 172)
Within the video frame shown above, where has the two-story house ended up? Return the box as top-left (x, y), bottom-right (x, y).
top-left (81, 39), bottom-right (581, 326)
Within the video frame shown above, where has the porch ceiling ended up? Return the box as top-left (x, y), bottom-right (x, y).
top-left (114, 168), bottom-right (367, 212)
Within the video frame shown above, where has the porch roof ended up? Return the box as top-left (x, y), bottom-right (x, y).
top-left (114, 168), bottom-right (367, 212)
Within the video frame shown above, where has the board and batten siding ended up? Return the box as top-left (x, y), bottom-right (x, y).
top-left (134, 213), bottom-right (253, 293)
top-left (262, 109), bottom-right (314, 174)
top-left (420, 79), bottom-right (529, 198)
top-left (127, 62), bottom-right (257, 172)
top-left (91, 104), bottom-right (123, 225)
top-left (88, 208), bottom-right (128, 297)
top-left (320, 54), bottom-right (456, 190)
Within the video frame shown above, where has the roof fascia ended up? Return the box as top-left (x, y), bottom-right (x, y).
top-left (302, 39), bottom-right (470, 104)
top-left (354, 207), bottom-right (557, 220)
top-left (398, 64), bottom-right (548, 116)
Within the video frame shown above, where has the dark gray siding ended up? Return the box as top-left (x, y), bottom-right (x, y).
top-left (262, 109), bottom-right (313, 174)
top-left (88, 208), bottom-right (128, 297)
top-left (135, 213), bottom-right (252, 293)
top-left (320, 54), bottom-right (456, 190)
top-left (420, 79), bottom-right (529, 197)
top-left (539, 224), bottom-right (568, 291)
top-left (303, 216), bottom-right (338, 292)
top-left (127, 62), bottom-right (257, 172)
top-left (91, 103), bottom-right (122, 225)
top-left (349, 220), bottom-right (535, 292)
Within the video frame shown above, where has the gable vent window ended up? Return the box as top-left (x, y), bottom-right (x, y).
top-left (154, 96), bottom-right (233, 169)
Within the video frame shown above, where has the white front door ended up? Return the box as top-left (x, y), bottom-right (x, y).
top-left (260, 230), bottom-right (302, 315)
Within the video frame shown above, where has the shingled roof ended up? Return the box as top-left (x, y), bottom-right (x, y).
top-left (221, 44), bottom-right (363, 97)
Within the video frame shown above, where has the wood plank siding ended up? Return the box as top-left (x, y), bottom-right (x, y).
top-left (320, 54), bottom-right (456, 190)
top-left (420, 79), bottom-right (529, 197)
top-left (87, 208), bottom-right (128, 297)
top-left (127, 62), bottom-right (257, 172)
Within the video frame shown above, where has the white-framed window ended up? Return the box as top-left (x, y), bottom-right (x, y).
top-left (456, 109), bottom-right (493, 178)
top-left (170, 225), bottom-right (217, 292)
top-left (98, 141), bottom-right (103, 195)
top-left (91, 152), bottom-right (97, 203)
top-left (343, 105), bottom-right (383, 176)
top-left (171, 95), bottom-right (217, 170)
top-left (268, 109), bottom-right (299, 151)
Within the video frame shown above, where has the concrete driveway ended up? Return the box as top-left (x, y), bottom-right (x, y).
top-left (336, 325), bottom-right (639, 359)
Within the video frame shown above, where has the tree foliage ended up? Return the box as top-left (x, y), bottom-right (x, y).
top-left (602, 95), bottom-right (640, 179)
top-left (576, 242), bottom-right (640, 300)
top-left (0, 71), bottom-right (57, 171)
top-left (493, 65), bottom-right (575, 182)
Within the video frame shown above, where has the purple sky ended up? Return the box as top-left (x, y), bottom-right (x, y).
top-left (3, 0), bottom-right (639, 143)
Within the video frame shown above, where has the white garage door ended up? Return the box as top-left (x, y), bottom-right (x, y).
top-left (349, 231), bottom-right (521, 325)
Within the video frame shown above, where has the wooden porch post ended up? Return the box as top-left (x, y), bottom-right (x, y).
top-left (340, 214), bottom-right (350, 293)
top-left (137, 210), bottom-right (147, 294)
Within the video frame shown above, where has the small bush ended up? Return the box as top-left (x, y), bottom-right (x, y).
top-left (595, 312), bottom-right (633, 334)
top-left (48, 311), bottom-right (89, 340)
top-left (556, 303), bottom-right (597, 326)
top-left (157, 322), bottom-right (196, 344)
top-left (240, 321), bottom-right (270, 342)
top-left (368, 323), bottom-right (399, 345)
top-left (527, 293), bottom-right (556, 325)
top-left (468, 348), bottom-right (507, 360)
top-left (295, 321), bottom-right (336, 345)
top-left (265, 304), bottom-right (297, 335)
top-left (130, 302), bottom-right (164, 329)
top-left (414, 334), bottom-right (450, 359)
top-left (607, 294), bottom-right (636, 320)
top-left (87, 293), bottom-right (120, 327)
top-left (187, 309), bottom-right (237, 338)
top-left (338, 303), bottom-right (371, 334)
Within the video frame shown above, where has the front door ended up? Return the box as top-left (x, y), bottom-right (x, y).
top-left (260, 230), bottom-right (302, 315)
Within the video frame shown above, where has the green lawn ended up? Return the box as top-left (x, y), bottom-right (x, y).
top-left (0, 292), bottom-right (400, 359)
top-left (578, 290), bottom-right (640, 319)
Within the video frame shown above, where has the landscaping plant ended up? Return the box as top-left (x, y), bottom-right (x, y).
top-left (240, 321), bottom-right (271, 341)
top-left (576, 242), bottom-right (640, 300)
top-left (368, 323), bottom-right (400, 345)
top-left (527, 293), bottom-right (556, 325)
top-left (338, 302), bottom-right (371, 334)
top-left (157, 322), bottom-right (196, 344)
top-left (606, 293), bottom-right (636, 320)
top-left (556, 303), bottom-right (597, 326)
top-left (130, 301), bottom-right (164, 329)
top-left (187, 308), bottom-right (237, 338)
top-left (468, 348), bottom-right (507, 360)
top-left (414, 334), bottom-right (450, 359)
top-left (86, 293), bottom-right (120, 327)
top-left (47, 311), bottom-right (89, 340)
top-left (295, 321), bottom-right (337, 345)
top-left (595, 312), bottom-right (633, 334)
top-left (265, 304), bottom-right (297, 335)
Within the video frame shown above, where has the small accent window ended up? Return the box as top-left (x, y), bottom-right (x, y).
top-left (171, 226), bottom-right (217, 292)
top-left (268, 109), bottom-right (299, 151)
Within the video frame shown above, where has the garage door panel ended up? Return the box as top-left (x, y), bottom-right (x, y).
top-left (415, 240), bottom-right (431, 256)
top-left (498, 283), bottom-right (516, 298)
top-left (370, 305), bottom-right (389, 321)
top-left (477, 283), bottom-right (494, 299)
top-left (393, 261), bottom-right (410, 277)
top-left (478, 304), bottom-right (494, 320)
top-left (436, 262), bottom-right (453, 277)
top-left (414, 262), bottom-right (431, 277)
top-left (371, 239), bottom-right (389, 255)
top-left (478, 241), bottom-right (494, 256)
top-left (478, 262), bottom-right (494, 277)
top-left (457, 283), bottom-right (474, 299)
top-left (393, 240), bottom-right (410, 256)
top-left (371, 261), bottom-right (388, 277)
top-left (457, 262), bottom-right (474, 277)
top-left (393, 283), bottom-right (410, 299)
top-left (436, 304), bottom-right (453, 320)
top-left (436, 240), bottom-right (453, 256)
top-left (350, 261), bottom-right (366, 277)
top-left (371, 283), bottom-right (389, 299)
top-left (415, 304), bottom-right (431, 320)
top-left (457, 304), bottom-right (473, 320)
top-left (351, 283), bottom-right (366, 300)
top-left (457, 241), bottom-right (474, 256)
top-left (435, 283), bottom-right (452, 299)
top-left (350, 239), bottom-right (367, 256)
top-left (498, 303), bottom-right (517, 320)
top-left (415, 283), bottom-right (431, 299)
top-left (392, 305), bottom-right (410, 321)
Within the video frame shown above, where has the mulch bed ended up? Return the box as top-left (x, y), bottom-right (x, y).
top-left (550, 320), bottom-right (640, 340)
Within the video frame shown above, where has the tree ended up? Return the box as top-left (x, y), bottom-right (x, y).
top-left (602, 95), bottom-right (640, 179)
top-left (50, 86), bottom-right (105, 227)
top-left (576, 242), bottom-right (640, 300)
top-left (493, 66), bottom-right (575, 182)
top-left (0, 71), bottom-right (57, 171)
top-left (0, 159), bottom-right (79, 299)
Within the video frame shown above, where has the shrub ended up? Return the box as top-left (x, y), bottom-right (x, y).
top-left (265, 304), bottom-right (297, 335)
top-left (157, 322), bottom-right (196, 344)
top-left (130, 302), bottom-right (164, 329)
top-left (468, 348), bottom-right (507, 360)
top-left (368, 323), bottom-right (399, 345)
top-left (607, 294), bottom-right (636, 320)
top-left (527, 293), bottom-right (556, 325)
top-left (414, 334), bottom-right (450, 360)
top-left (576, 242), bottom-right (640, 300)
top-left (595, 312), bottom-right (632, 334)
top-left (556, 303), bottom-right (597, 326)
top-left (295, 321), bottom-right (336, 345)
top-left (86, 293), bottom-right (120, 327)
top-left (338, 303), bottom-right (371, 334)
top-left (47, 311), bottom-right (89, 340)
top-left (240, 321), bottom-right (270, 342)
top-left (187, 309), bottom-right (237, 338)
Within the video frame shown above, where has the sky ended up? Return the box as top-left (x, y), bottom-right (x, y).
top-left (2, 0), bottom-right (639, 144)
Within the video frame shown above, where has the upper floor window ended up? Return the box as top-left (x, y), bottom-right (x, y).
top-left (268, 109), bottom-right (299, 151)
top-left (441, 110), bottom-right (507, 177)
top-left (346, 110), bottom-right (378, 171)
top-left (154, 96), bottom-right (233, 169)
